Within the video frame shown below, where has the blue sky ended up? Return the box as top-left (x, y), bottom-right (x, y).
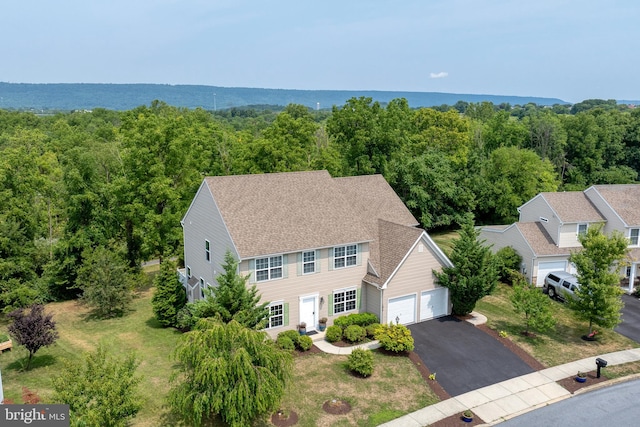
top-left (2, 1), bottom-right (638, 103)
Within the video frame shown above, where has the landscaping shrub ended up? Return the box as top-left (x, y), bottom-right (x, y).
top-left (278, 330), bottom-right (301, 347)
top-left (334, 312), bottom-right (379, 329)
top-left (276, 335), bottom-right (295, 351)
top-left (175, 305), bottom-right (196, 332)
top-left (496, 246), bottom-right (522, 285)
top-left (366, 323), bottom-right (380, 338)
top-left (347, 348), bottom-right (374, 377)
top-left (344, 324), bottom-right (366, 343)
top-left (374, 323), bottom-right (415, 353)
top-left (297, 335), bottom-right (313, 351)
top-left (325, 325), bottom-right (343, 343)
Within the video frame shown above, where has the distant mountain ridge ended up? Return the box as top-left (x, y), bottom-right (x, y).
top-left (0, 82), bottom-right (571, 111)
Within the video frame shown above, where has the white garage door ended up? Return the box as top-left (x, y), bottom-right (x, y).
top-left (387, 294), bottom-right (416, 325)
top-left (537, 261), bottom-right (568, 286)
top-left (420, 288), bottom-right (449, 321)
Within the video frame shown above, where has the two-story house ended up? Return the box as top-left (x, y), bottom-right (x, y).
top-left (480, 184), bottom-right (640, 292)
top-left (179, 170), bottom-right (453, 336)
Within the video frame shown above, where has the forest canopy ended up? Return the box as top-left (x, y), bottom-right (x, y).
top-left (1, 98), bottom-right (639, 311)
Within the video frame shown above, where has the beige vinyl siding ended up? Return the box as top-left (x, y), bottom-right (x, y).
top-left (183, 182), bottom-right (238, 297)
top-left (363, 283), bottom-right (382, 320)
top-left (382, 239), bottom-right (446, 324)
top-left (558, 223), bottom-right (582, 247)
top-left (241, 244), bottom-right (370, 338)
top-left (585, 187), bottom-right (626, 235)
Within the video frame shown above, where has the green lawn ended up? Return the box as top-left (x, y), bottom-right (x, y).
top-left (429, 229), bottom-right (460, 257)
top-left (476, 283), bottom-right (640, 367)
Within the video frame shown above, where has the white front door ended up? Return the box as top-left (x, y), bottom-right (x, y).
top-left (299, 295), bottom-right (317, 331)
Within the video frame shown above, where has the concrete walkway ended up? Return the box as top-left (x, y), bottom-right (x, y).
top-left (309, 316), bottom-right (640, 426)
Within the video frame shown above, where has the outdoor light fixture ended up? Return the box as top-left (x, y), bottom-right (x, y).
top-left (596, 357), bottom-right (608, 378)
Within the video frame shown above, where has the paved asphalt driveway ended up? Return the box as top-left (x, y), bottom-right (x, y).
top-left (615, 293), bottom-right (640, 343)
top-left (409, 316), bottom-right (534, 397)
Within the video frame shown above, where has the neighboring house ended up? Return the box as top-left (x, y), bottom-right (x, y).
top-left (480, 185), bottom-right (640, 292)
top-left (179, 170), bottom-right (453, 336)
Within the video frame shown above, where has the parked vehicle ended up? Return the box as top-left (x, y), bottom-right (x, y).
top-left (544, 271), bottom-right (580, 302)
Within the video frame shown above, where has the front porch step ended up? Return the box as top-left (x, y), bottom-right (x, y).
top-left (308, 330), bottom-right (326, 342)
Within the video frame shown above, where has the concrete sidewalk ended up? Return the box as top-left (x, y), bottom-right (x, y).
top-left (378, 347), bottom-right (640, 426)
top-left (310, 331), bottom-right (381, 354)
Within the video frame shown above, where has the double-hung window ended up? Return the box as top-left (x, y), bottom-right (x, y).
top-left (303, 251), bottom-right (315, 274)
top-left (333, 288), bottom-right (357, 314)
top-left (334, 245), bottom-right (357, 269)
top-left (630, 228), bottom-right (639, 246)
top-left (577, 223), bottom-right (588, 237)
top-left (268, 303), bottom-right (284, 328)
top-left (205, 240), bottom-right (211, 262)
top-left (256, 255), bottom-right (283, 281)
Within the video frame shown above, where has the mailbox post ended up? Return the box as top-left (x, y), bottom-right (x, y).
top-left (596, 358), bottom-right (608, 378)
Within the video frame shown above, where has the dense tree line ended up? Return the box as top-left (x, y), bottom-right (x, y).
top-left (1, 98), bottom-right (639, 312)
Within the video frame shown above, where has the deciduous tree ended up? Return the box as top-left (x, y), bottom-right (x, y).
top-left (510, 276), bottom-right (556, 335)
top-left (169, 319), bottom-right (293, 427)
top-left (7, 304), bottom-right (58, 370)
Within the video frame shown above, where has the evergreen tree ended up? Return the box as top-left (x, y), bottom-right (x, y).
top-left (434, 220), bottom-right (499, 315)
top-left (568, 226), bottom-right (628, 334)
top-left (196, 250), bottom-right (270, 329)
top-left (152, 259), bottom-right (187, 327)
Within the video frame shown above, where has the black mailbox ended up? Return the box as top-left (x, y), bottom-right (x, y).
top-left (596, 358), bottom-right (608, 378)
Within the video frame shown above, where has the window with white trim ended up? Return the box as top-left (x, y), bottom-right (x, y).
top-left (630, 228), bottom-right (639, 246)
top-left (205, 240), bottom-right (211, 261)
top-left (199, 278), bottom-right (205, 298)
top-left (303, 251), bottom-right (315, 274)
top-left (268, 303), bottom-right (284, 328)
top-left (256, 256), bottom-right (283, 281)
top-left (334, 288), bottom-right (357, 314)
top-left (334, 245), bottom-right (357, 269)
top-left (577, 223), bottom-right (588, 237)
top-left (186, 266), bottom-right (191, 278)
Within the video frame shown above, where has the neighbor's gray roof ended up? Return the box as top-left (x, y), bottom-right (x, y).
top-left (539, 192), bottom-right (605, 223)
top-left (591, 185), bottom-right (640, 226)
top-left (516, 222), bottom-right (580, 256)
top-left (204, 171), bottom-right (416, 260)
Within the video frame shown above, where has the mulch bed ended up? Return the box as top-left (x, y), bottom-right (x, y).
top-left (428, 411), bottom-right (484, 427)
top-left (557, 370), bottom-right (609, 393)
top-left (292, 344), bottom-right (323, 357)
top-left (329, 338), bottom-right (373, 348)
top-left (322, 399), bottom-right (352, 415)
top-left (271, 409), bottom-right (299, 427)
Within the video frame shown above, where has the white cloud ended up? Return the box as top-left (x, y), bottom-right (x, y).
top-left (430, 72), bottom-right (448, 79)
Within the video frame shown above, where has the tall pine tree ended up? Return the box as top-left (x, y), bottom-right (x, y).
top-left (435, 220), bottom-right (499, 315)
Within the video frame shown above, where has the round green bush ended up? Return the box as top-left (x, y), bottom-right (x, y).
top-left (325, 325), bottom-right (343, 343)
top-left (347, 348), bottom-right (374, 377)
top-left (344, 324), bottom-right (366, 343)
top-left (279, 329), bottom-right (301, 345)
top-left (365, 323), bottom-right (381, 338)
top-left (297, 335), bottom-right (313, 351)
top-left (374, 323), bottom-right (414, 353)
top-left (276, 335), bottom-right (295, 351)
top-left (333, 316), bottom-right (352, 329)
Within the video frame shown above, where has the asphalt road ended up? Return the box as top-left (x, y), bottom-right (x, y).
top-left (615, 294), bottom-right (640, 343)
top-left (499, 378), bottom-right (640, 426)
top-left (409, 316), bottom-right (533, 397)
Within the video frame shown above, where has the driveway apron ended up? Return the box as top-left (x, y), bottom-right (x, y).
top-left (615, 294), bottom-right (640, 343)
top-left (409, 316), bottom-right (533, 397)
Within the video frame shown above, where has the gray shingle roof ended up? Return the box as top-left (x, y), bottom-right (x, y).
top-left (516, 222), bottom-right (580, 256)
top-left (540, 192), bottom-right (605, 223)
top-left (204, 171), bottom-right (417, 261)
top-left (592, 185), bottom-right (640, 226)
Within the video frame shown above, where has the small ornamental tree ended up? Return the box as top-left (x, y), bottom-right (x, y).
top-left (52, 346), bottom-right (142, 427)
top-left (434, 220), bottom-right (499, 315)
top-left (510, 275), bottom-right (556, 335)
top-left (152, 259), bottom-right (187, 327)
top-left (169, 319), bottom-right (293, 427)
top-left (568, 226), bottom-right (628, 334)
top-left (8, 304), bottom-right (58, 370)
top-left (76, 246), bottom-right (135, 318)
